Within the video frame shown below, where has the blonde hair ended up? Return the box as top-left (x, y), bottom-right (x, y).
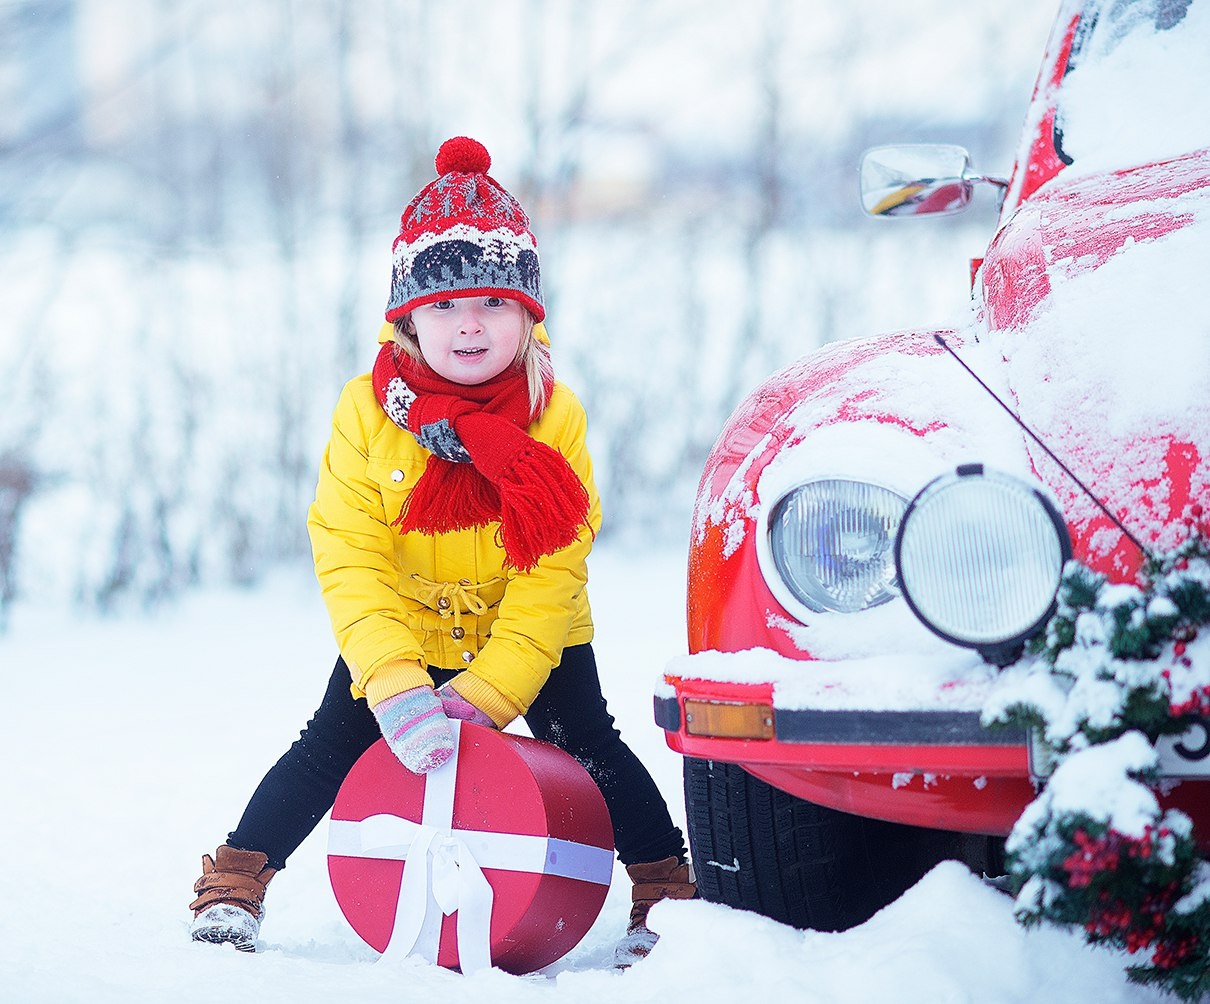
top-left (392, 308), bottom-right (553, 420)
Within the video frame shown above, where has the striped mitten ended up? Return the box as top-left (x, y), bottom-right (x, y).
top-left (372, 686), bottom-right (455, 774)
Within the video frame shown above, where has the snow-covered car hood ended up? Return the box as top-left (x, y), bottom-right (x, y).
top-left (985, 149), bottom-right (1210, 580)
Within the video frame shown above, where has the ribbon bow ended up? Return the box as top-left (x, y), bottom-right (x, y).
top-left (328, 720), bottom-right (614, 973)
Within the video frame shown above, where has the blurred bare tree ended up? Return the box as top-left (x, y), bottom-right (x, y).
top-left (0, 0), bottom-right (1058, 619)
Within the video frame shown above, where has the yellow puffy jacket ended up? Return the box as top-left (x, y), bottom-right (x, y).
top-left (307, 359), bottom-right (601, 728)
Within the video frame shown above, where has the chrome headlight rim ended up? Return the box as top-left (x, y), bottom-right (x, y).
top-left (756, 476), bottom-right (910, 621)
top-left (893, 463), bottom-right (1072, 662)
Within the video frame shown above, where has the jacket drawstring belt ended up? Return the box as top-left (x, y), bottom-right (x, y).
top-left (409, 574), bottom-right (504, 643)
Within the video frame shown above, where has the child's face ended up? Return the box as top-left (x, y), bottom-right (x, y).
top-left (411, 295), bottom-right (527, 385)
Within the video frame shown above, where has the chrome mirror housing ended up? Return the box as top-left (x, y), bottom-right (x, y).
top-left (859, 143), bottom-right (1006, 218)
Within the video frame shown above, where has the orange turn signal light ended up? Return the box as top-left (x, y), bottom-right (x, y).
top-left (683, 699), bottom-right (775, 740)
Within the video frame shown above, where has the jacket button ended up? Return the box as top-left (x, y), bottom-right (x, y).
top-left (462, 651), bottom-right (475, 663)
top-left (437, 597), bottom-right (451, 610)
top-left (391, 469), bottom-right (404, 483)
top-left (451, 626), bottom-right (466, 640)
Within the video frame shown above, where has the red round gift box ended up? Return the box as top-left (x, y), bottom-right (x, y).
top-left (328, 723), bottom-right (614, 974)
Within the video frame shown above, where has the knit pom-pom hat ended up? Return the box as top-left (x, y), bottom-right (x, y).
top-left (385, 136), bottom-right (544, 323)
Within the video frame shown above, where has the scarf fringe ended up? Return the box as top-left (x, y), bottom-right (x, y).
top-left (393, 459), bottom-right (499, 536)
top-left (495, 442), bottom-right (593, 572)
top-left (394, 445), bottom-right (592, 572)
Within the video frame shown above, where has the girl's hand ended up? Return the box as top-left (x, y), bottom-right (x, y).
top-left (371, 686), bottom-right (456, 773)
top-left (437, 682), bottom-right (499, 730)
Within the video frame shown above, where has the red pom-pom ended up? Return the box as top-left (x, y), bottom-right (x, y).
top-left (435, 136), bottom-right (491, 176)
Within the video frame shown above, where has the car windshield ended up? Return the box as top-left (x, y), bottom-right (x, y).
top-left (1055, 0), bottom-right (1210, 168)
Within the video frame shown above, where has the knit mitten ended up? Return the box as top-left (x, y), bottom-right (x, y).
top-left (372, 686), bottom-right (456, 773)
top-left (436, 682), bottom-right (498, 729)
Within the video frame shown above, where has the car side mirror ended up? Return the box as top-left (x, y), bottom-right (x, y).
top-left (859, 143), bottom-right (1005, 218)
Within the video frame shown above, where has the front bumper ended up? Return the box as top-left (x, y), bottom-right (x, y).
top-left (660, 672), bottom-right (1210, 844)
top-left (658, 673), bottom-right (1035, 834)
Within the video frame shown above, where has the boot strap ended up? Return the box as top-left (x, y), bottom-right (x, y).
top-left (190, 872), bottom-right (273, 913)
top-left (631, 880), bottom-right (696, 903)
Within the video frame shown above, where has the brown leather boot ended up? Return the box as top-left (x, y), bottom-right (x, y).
top-left (189, 845), bottom-right (277, 952)
top-left (614, 856), bottom-right (697, 967)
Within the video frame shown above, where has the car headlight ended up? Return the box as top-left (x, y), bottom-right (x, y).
top-left (760, 479), bottom-right (908, 615)
top-left (894, 464), bottom-right (1071, 664)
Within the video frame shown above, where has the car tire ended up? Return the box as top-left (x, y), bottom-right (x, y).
top-left (683, 756), bottom-right (981, 931)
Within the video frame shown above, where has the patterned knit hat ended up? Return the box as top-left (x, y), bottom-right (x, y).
top-left (385, 136), bottom-right (544, 323)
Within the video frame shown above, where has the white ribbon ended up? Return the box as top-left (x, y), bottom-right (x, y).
top-left (328, 720), bottom-right (614, 973)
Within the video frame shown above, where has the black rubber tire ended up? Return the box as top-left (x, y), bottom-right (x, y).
top-left (683, 756), bottom-right (975, 931)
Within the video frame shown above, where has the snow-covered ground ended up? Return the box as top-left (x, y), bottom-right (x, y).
top-left (0, 544), bottom-right (1167, 1003)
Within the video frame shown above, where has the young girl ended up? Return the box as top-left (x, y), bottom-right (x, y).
top-left (189, 136), bottom-right (694, 967)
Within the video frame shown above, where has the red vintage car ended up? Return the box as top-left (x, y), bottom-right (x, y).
top-left (658, 0), bottom-right (1210, 930)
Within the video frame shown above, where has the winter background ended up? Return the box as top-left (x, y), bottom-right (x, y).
top-left (0, 0), bottom-right (1185, 1001)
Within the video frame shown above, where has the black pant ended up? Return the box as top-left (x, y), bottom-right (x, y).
top-left (228, 643), bottom-right (686, 870)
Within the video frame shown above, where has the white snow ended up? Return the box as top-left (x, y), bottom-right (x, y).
top-left (666, 645), bottom-right (995, 712)
top-left (1056, 0), bottom-right (1210, 175)
top-left (0, 546), bottom-right (1168, 1003)
top-left (1030, 731), bottom-right (1164, 839)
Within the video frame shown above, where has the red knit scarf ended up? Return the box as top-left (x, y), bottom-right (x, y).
top-left (371, 343), bottom-right (591, 572)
